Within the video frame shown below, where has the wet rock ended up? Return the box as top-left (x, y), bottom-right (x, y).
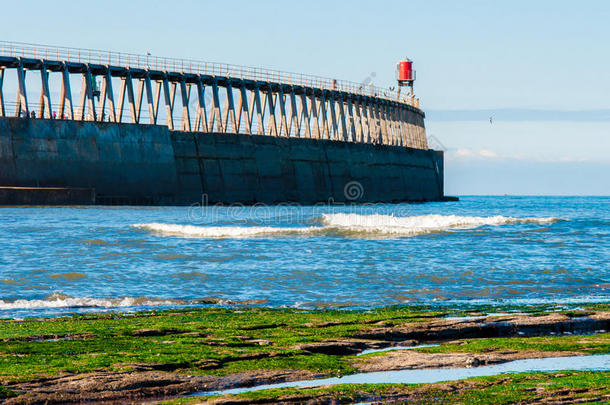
top-left (465, 357), bottom-right (481, 368)
top-left (295, 340), bottom-right (369, 355)
top-left (130, 328), bottom-right (186, 337)
top-left (352, 312), bottom-right (610, 343)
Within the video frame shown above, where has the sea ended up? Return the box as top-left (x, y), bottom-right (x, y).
top-left (0, 196), bottom-right (608, 318)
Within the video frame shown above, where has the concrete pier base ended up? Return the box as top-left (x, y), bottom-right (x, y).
top-left (0, 186), bottom-right (95, 205)
top-left (0, 117), bottom-right (444, 205)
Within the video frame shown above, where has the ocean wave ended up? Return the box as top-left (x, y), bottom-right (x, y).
top-left (133, 214), bottom-right (561, 239)
top-left (132, 223), bottom-right (320, 238)
top-left (320, 213), bottom-right (561, 235)
top-left (0, 293), bottom-right (183, 310)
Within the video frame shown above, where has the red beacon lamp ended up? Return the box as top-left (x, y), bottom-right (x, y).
top-left (396, 57), bottom-right (416, 101)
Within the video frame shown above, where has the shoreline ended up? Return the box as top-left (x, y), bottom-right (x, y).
top-left (0, 303), bottom-right (609, 403)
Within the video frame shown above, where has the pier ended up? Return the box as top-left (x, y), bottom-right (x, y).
top-left (0, 41), bottom-right (427, 149)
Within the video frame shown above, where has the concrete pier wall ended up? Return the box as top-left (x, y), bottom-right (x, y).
top-left (0, 117), bottom-right (443, 205)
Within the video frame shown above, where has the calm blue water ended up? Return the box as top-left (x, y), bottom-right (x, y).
top-left (0, 196), bottom-right (608, 317)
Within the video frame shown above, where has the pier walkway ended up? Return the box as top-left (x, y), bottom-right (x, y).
top-left (0, 41), bottom-right (427, 149)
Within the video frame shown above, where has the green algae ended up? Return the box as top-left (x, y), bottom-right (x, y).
top-left (162, 371), bottom-right (610, 404)
top-left (0, 304), bottom-right (608, 385)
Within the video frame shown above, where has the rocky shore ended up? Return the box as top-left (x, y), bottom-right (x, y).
top-left (0, 304), bottom-right (608, 404)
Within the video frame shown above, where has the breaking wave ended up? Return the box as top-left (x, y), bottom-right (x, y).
top-left (132, 223), bottom-right (320, 238)
top-left (0, 293), bottom-right (183, 310)
top-left (320, 213), bottom-right (561, 235)
top-left (133, 214), bottom-right (561, 239)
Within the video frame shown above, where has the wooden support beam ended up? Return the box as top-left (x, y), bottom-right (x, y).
top-left (144, 75), bottom-right (155, 124)
top-left (389, 104), bottom-right (397, 145)
top-left (409, 112), bottom-right (415, 147)
top-left (337, 97), bottom-right (349, 142)
top-left (395, 107), bottom-right (404, 146)
top-left (353, 99), bottom-right (364, 143)
top-left (398, 106), bottom-right (407, 147)
top-left (309, 92), bottom-right (320, 139)
top-left (224, 83), bottom-right (237, 133)
top-left (135, 79), bottom-right (145, 123)
top-left (234, 82), bottom-right (247, 133)
top-left (15, 62), bottom-right (28, 117)
top-left (328, 96), bottom-right (338, 140)
top-left (392, 106), bottom-right (400, 146)
top-left (361, 100), bottom-right (371, 143)
top-left (117, 77), bottom-right (127, 123)
top-left (247, 88), bottom-right (256, 133)
top-left (78, 75), bottom-right (87, 120)
top-left (79, 69), bottom-right (96, 121)
top-left (361, 100), bottom-right (370, 143)
top-left (162, 78), bottom-right (175, 130)
top-left (98, 71), bottom-right (117, 122)
top-left (209, 79), bottom-right (223, 132)
top-left (59, 66), bottom-right (73, 120)
top-left (318, 93), bottom-right (330, 140)
top-left (152, 80), bottom-right (162, 125)
top-left (253, 86), bottom-right (265, 135)
top-left (409, 112), bottom-right (417, 148)
top-left (298, 93), bottom-right (311, 138)
top-left (379, 102), bottom-right (389, 145)
top-left (346, 98), bottom-right (357, 142)
top-left (194, 79), bottom-right (208, 132)
top-left (39, 63), bottom-right (52, 119)
top-left (289, 90), bottom-right (299, 137)
top-left (117, 72), bottom-right (137, 123)
top-left (369, 102), bottom-right (379, 144)
top-left (125, 73), bottom-right (136, 123)
top-left (0, 68), bottom-right (5, 117)
top-left (277, 87), bottom-right (289, 136)
top-left (387, 104), bottom-right (396, 145)
top-left (266, 85), bottom-right (277, 137)
top-left (404, 110), bottom-right (412, 147)
top-left (180, 79), bottom-right (191, 131)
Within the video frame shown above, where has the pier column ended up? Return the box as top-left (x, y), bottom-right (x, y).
top-left (78, 67), bottom-right (97, 121)
top-left (309, 90), bottom-right (320, 139)
top-left (299, 92), bottom-right (311, 138)
top-left (253, 85), bottom-right (265, 135)
top-left (15, 61), bottom-right (28, 117)
top-left (0, 68), bottom-right (5, 117)
top-left (319, 92), bottom-right (330, 140)
top-left (98, 71), bottom-right (117, 122)
top-left (209, 79), bottom-right (223, 132)
top-left (162, 77), bottom-right (176, 130)
top-left (277, 87), bottom-right (289, 136)
top-left (194, 78), bottom-right (208, 132)
top-left (38, 62), bottom-right (52, 119)
top-left (179, 79), bottom-right (191, 131)
top-left (59, 65), bottom-right (74, 120)
top-left (328, 95), bottom-right (338, 140)
top-left (236, 82), bottom-right (251, 134)
top-left (224, 82), bottom-right (237, 133)
top-left (288, 89), bottom-right (299, 137)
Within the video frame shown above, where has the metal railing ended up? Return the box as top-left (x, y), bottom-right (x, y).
top-left (0, 40), bottom-right (419, 108)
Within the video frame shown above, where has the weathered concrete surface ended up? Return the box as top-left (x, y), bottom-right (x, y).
top-left (0, 186), bottom-right (95, 205)
top-left (0, 118), bottom-right (179, 204)
top-left (0, 117), bottom-right (443, 205)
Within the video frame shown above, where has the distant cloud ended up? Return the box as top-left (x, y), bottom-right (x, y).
top-left (446, 148), bottom-right (590, 163)
top-left (450, 148), bottom-right (501, 160)
top-left (427, 109), bottom-right (610, 122)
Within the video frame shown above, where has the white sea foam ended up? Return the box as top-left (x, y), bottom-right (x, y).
top-left (320, 213), bottom-right (561, 235)
top-left (132, 223), bottom-right (320, 238)
top-left (0, 293), bottom-right (181, 310)
top-left (133, 214), bottom-right (561, 239)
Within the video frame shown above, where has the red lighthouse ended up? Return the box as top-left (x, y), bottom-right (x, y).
top-left (396, 57), bottom-right (415, 101)
top-left (397, 59), bottom-right (414, 84)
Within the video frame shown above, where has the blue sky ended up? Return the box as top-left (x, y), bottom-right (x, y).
top-left (2, 0), bottom-right (609, 195)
